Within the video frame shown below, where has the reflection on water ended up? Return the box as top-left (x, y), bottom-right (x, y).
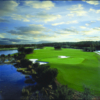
top-left (0, 64), bottom-right (36, 100)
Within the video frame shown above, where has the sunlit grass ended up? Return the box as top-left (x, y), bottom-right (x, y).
top-left (25, 47), bottom-right (100, 95)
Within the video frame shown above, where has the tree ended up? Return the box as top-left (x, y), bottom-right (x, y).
top-left (36, 64), bottom-right (50, 76)
top-left (18, 46), bottom-right (25, 53)
top-left (33, 62), bottom-right (40, 70)
top-left (40, 68), bottom-right (58, 85)
top-left (17, 53), bottom-right (25, 60)
top-left (54, 46), bottom-right (61, 50)
top-left (24, 48), bottom-right (34, 54)
top-left (20, 59), bottom-right (33, 68)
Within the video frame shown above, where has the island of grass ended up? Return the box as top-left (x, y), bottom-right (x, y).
top-left (25, 47), bottom-right (100, 95)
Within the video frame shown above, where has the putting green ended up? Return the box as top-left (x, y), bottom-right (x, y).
top-left (25, 47), bottom-right (100, 95)
top-left (41, 57), bottom-right (85, 64)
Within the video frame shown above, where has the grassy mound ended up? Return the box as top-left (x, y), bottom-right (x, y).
top-left (25, 47), bottom-right (100, 95)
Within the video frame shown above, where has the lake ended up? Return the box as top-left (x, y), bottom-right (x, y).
top-left (0, 50), bottom-right (18, 55)
top-left (0, 50), bottom-right (37, 100)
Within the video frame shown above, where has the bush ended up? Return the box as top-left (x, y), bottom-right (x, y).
top-left (18, 46), bottom-right (25, 53)
top-left (22, 88), bottom-right (30, 96)
top-left (8, 54), bottom-right (10, 57)
top-left (40, 68), bottom-right (58, 85)
top-left (13, 54), bottom-right (17, 60)
top-left (33, 62), bottom-right (40, 70)
top-left (17, 53), bottom-right (25, 60)
top-left (24, 48), bottom-right (34, 54)
top-left (54, 46), bottom-right (61, 50)
top-left (81, 86), bottom-right (92, 100)
top-left (1, 54), bottom-right (5, 57)
top-left (20, 59), bottom-right (33, 68)
top-left (53, 85), bottom-right (74, 100)
top-left (36, 64), bottom-right (50, 76)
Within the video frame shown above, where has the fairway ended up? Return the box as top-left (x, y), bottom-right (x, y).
top-left (25, 47), bottom-right (100, 95)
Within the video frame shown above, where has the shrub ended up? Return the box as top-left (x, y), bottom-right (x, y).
top-left (33, 62), bottom-right (40, 70)
top-left (22, 88), bottom-right (30, 96)
top-left (18, 46), bottom-right (25, 53)
top-left (20, 59), bottom-right (32, 68)
top-left (24, 48), bottom-right (34, 54)
top-left (54, 46), bottom-right (61, 50)
top-left (17, 53), bottom-right (25, 60)
top-left (1, 54), bottom-right (5, 57)
top-left (81, 86), bottom-right (92, 100)
top-left (8, 54), bottom-right (10, 57)
top-left (53, 85), bottom-right (74, 100)
top-left (40, 68), bottom-right (58, 85)
top-left (36, 64), bottom-right (50, 76)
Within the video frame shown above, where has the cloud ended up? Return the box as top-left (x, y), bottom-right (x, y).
top-left (52, 22), bottom-right (65, 26)
top-left (10, 12), bottom-right (61, 22)
top-left (2, 38), bottom-right (20, 42)
top-left (0, 1), bottom-right (18, 16)
top-left (85, 21), bottom-right (96, 26)
top-left (68, 4), bottom-right (84, 11)
top-left (0, 18), bottom-right (9, 23)
top-left (25, 1), bottom-right (55, 10)
top-left (0, 33), bottom-right (6, 38)
top-left (38, 34), bottom-right (57, 39)
top-left (33, 12), bottom-right (61, 22)
top-left (89, 8), bottom-right (100, 13)
top-left (67, 14), bottom-right (74, 17)
top-left (68, 4), bottom-right (87, 16)
top-left (11, 14), bottom-right (30, 22)
top-left (97, 18), bottom-right (100, 21)
top-left (7, 24), bottom-right (49, 36)
top-left (85, 1), bottom-right (99, 5)
top-left (52, 20), bottom-right (78, 26)
top-left (80, 26), bottom-right (87, 29)
top-left (0, 37), bottom-right (34, 45)
top-left (85, 23), bottom-right (89, 26)
top-left (82, 27), bottom-right (100, 35)
top-left (70, 10), bottom-right (87, 16)
top-left (55, 28), bottom-right (79, 34)
top-left (66, 20), bottom-right (78, 24)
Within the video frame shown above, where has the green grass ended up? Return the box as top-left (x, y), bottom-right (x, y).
top-left (17, 68), bottom-right (27, 71)
top-left (25, 47), bottom-right (100, 95)
top-left (0, 48), bottom-right (18, 51)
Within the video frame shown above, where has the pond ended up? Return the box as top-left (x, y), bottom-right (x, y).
top-left (0, 64), bottom-right (37, 100)
top-left (0, 50), bottom-right (18, 55)
top-left (0, 50), bottom-right (37, 100)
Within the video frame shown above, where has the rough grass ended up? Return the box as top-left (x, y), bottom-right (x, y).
top-left (25, 47), bottom-right (100, 95)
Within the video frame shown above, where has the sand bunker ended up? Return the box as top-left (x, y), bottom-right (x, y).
top-left (29, 59), bottom-right (38, 63)
top-left (94, 51), bottom-right (100, 55)
top-left (29, 59), bottom-right (48, 65)
top-left (58, 56), bottom-right (69, 58)
top-left (36, 61), bottom-right (48, 65)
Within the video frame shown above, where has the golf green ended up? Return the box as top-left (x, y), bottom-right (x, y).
top-left (25, 47), bottom-right (100, 95)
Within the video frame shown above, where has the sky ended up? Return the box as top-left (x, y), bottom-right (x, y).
top-left (0, 0), bottom-right (100, 45)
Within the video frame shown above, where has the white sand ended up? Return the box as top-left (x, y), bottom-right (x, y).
top-left (38, 62), bottom-right (48, 65)
top-left (29, 59), bottom-right (38, 63)
top-left (29, 59), bottom-right (48, 65)
top-left (58, 56), bottom-right (69, 58)
top-left (94, 51), bottom-right (100, 55)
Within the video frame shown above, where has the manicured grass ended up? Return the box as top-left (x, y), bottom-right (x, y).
top-left (25, 47), bottom-right (100, 95)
